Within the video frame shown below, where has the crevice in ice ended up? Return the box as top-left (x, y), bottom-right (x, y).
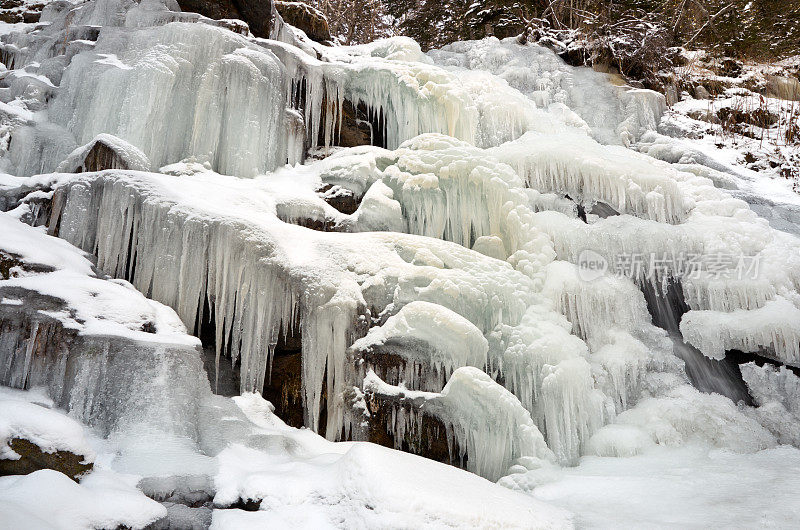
top-left (260, 319), bottom-right (312, 431)
top-left (641, 278), bottom-right (753, 404)
top-left (198, 296), bottom-right (241, 397)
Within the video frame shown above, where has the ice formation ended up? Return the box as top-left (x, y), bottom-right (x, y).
top-left (681, 297), bottom-right (800, 365)
top-left (0, 0), bottom-right (798, 524)
top-left (350, 300), bottom-right (488, 392)
top-left (741, 362), bottom-right (800, 445)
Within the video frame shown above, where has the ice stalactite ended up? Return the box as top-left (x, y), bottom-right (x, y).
top-left (540, 261), bottom-right (667, 416)
top-left (378, 134), bottom-right (556, 279)
top-left (44, 169), bottom-right (539, 444)
top-left (437, 367), bottom-right (554, 481)
top-left (541, 261), bottom-right (653, 341)
top-left (52, 174), bottom-right (346, 433)
top-left (0, 211), bottom-right (211, 441)
top-left (493, 132), bottom-right (690, 223)
top-left (44, 23), bottom-right (287, 177)
top-left (2, 0), bottom-right (800, 488)
top-left (496, 304), bottom-right (605, 465)
top-left (265, 36), bottom-right (481, 157)
top-left (55, 134), bottom-right (151, 173)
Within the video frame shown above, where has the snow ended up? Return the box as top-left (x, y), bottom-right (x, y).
top-left (55, 133), bottom-right (151, 172)
top-left (0, 210), bottom-right (198, 345)
top-left (0, 469), bottom-right (166, 530)
top-left (0, 399), bottom-right (94, 461)
top-left (214, 392), bottom-right (571, 528)
top-left (526, 444), bottom-right (800, 529)
top-left (212, 426), bottom-right (570, 529)
top-left (438, 366), bottom-right (555, 480)
top-left (428, 37), bottom-right (665, 146)
top-left (350, 300), bottom-right (488, 391)
top-left (0, 388), bottom-right (166, 529)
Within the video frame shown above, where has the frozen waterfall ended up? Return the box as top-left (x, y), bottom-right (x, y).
top-left (0, 0), bottom-right (798, 510)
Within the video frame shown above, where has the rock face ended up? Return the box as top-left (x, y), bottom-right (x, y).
top-left (0, 438), bottom-right (93, 480)
top-left (58, 135), bottom-right (149, 173)
top-left (275, 1), bottom-right (330, 43)
top-left (175, 0), bottom-right (273, 38)
top-left (357, 388), bottom-right (459, 467)
top-left (0, 0), bottom-right (44, 23)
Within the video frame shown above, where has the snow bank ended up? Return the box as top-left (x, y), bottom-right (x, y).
top-left (0, 469), bottom-right (165, 530)
top-left (527, 445), bottom-right (800, 528)
top-left (0, 400), bottom-right (94, 461)
top-left (213, 437), bottom-right (570, 529)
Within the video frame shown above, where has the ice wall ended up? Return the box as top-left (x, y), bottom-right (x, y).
top-left (46, 169), bottom-right (546, 445)
top-left (0, 0), bottom-right (799, 483)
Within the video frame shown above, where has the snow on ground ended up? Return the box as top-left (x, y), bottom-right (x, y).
top-left (0, 387), bottom-right (572, 529)
top-left (530, 444), bottom-right (800, 529)
top-left (213, 439), bottom-right (569, 529)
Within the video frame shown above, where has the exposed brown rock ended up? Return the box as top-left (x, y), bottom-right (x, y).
top-left (0, 0), bottom-right (44, 23)
top-left (176, 0), bottom-right (273, 38)
top-left (275, 1), bottom-right (330, 43)
top-left (261, 328), bottom-right (305, 430)
top-left (357, 388), bottom-right (463, 468)
top-left (69, 140), bottom-right (134, 173)
top-left (0, 438), bottom-right (93, 481)
top-left (316, 183), bottom-right (359, 215)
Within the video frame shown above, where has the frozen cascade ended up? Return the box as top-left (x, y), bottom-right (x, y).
top-left (641, 279), bottom-right (753, 404)
top-left (428, 37), bottom-right (666, 146)
top-left (492, 132), bottom-right (691, 223)
top-left (35, 23), bottom-right (287, 177)
top-left (0, 0), bottom-right (799, 493)
top-left (46, 169), bottom-right (542, 441)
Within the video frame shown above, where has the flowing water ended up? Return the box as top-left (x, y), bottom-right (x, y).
top-left (641, 280), bottom-right (753, 404)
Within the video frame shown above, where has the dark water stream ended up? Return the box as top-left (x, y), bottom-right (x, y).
top-left (641, 279), bottom-right (753, 405)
